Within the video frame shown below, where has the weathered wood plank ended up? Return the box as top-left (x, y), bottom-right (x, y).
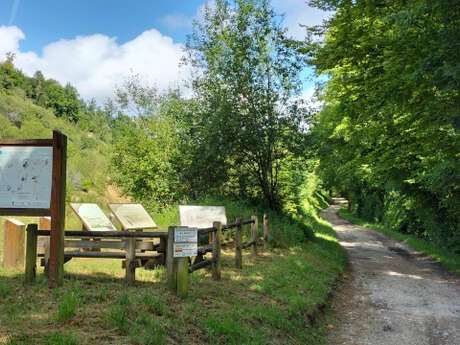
top-left (263, 214), bottom-right (269, 251)
top-left (176, 257), bottom-right (188, 298)
top-left (2, 219), bottom-right (25, 269)
top-left (63, 240), bottom-right (125, 250)
top-left (235, 218), bottom-right (242, 269)
top-left (166, 227), bottom-right (176, 292)
top-left (212, 221), bottom-right (222, 280)
top-left (0, 208), bottom-right (51, 217)
top-left (189, 257), bottom-right (215, 273)
top-left (125, 237), bottom-right (136, 285)
top-left (0, 138), bottom-right (54, 146)
top-left (251, 215), bottom-right (258, 257)
top-left (24, 224), bottom-right (38, 283)
top-left (48, 131), bottom-right (66, 288)
top-left (36, 230), bottom-right (168, 238)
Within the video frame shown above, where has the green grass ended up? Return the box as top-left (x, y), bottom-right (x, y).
top-left (339, 207), bottom-right (460, 275)
top-left (0, 196), bottom-right (346, 345)
top-left (55, 291), bottom-right (79, 322)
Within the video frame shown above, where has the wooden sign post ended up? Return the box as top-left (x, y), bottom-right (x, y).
top-left (0, 131), bottom-right (67, 287)
top-left (167, 226), bottom-right (198, 298)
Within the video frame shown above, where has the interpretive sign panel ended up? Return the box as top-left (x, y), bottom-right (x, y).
top-left (174, 227), bottom-right (198, 243)
top-left (0, 146), bottom-right (53, 209)
top-left (173, 226), bottom-right (198, 258)
top-left (179, 205), bottom-right (227, 228)
top-left (108, 203), bottom-right (157, 230)
top-left (69, 203), bottom-right (116, 231)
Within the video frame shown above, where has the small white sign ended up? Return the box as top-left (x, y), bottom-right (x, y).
top-left (174, 227), bottom-right (198, 243)
top-left (173, 227), bottom-right (198, 257)
top-left (173, 242), bottom-right (198, 258)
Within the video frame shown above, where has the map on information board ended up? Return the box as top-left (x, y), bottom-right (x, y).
top-left (0, 146), bottom-right (53, 209)
top-left (108, 203), bottom-right (157, 230)
top-left (69, 203), bottom-right (117, 231)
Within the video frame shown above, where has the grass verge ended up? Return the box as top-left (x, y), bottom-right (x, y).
top-left (339, 207), bottom-right (460, 275)
top-left (0, 198), bottom-right (346, 345)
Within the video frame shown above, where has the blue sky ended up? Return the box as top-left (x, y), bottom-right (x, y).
top-left (0, 0), bottom-right (331, 102)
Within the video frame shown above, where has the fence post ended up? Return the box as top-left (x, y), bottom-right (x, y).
top-left (251, 215), bottom-right (258, 257)
top-left (212, 221), bottom-right (222, 280)
top-left (235, 218), bottom-right (242, 269)
top-left (160, 236), bottom-right (167, 266)
top-left (125, 237), bottom-right (136, 285)
top-left (167, 227), bottom-right (176, 292)
top-left (39, 217), bottom-right (51, 277)
top-left (263, 214), bottom-right (269, 251)
top-left (25, 224), bottom-right (38, 284)
top-left (2, 218), bottom-right (25, 270)
top-left (176, 256), bottom-right (189, 298)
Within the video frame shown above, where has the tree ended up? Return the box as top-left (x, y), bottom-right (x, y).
top-left (184, 0), bottom-right (308, 209)
top-left (110, 77), bottom-right (191, 209)
top-left (307, 0), bottom-right (460, 249)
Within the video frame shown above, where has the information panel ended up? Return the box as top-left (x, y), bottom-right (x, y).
top-left (179, 205), bottom-right (227, 228)
top-left (69, 203), bottom-right (117, 231)
top-left (0, 146), bottom-right (53, 209)
top-left (173, 226), bottom-right (198, 258)
top-left (108, 203), bottom-right (157, 230)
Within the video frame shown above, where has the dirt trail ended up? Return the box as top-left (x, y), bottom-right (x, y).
top-left (321, 198), bottom-right (460, 345)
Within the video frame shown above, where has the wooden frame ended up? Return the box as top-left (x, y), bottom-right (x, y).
top-left (1, 131), bottom-right (67, 287)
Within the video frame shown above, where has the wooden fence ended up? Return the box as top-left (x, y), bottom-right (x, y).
top-left (18, 214), bottom-right (269, 297)
top-left (167, 215), bottom-right (269, 297)
top-left (25, 226), bottom-right (167, 285)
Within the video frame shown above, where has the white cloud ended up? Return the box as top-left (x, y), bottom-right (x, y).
top-left (272, 0), bottom-right (334, 40)
top-left (0, 26), bottom-right (24, 57)
top-left (0, 25), bottom-right (189, 102)
top-left (162, 13), bottom-right (193, 29)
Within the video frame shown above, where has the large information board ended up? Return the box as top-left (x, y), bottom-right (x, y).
top-left (0, 146), bottom-right (53, 209)
top-left (108, 203), bottom-right (157, 230)
top-left (1, 132), bottom-right (67, 288)
top-left (69, 203), bottom-right (117, 231)
top-left (179, 205), bottom-right (227, 228)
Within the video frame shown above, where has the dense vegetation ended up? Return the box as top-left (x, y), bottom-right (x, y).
top-left (111, 0), bottom-right (316, 224)
top-left (306, 0), bottom-right (459, 251)
top-left (1, 0), bottom-right (325, 247)
top-left (2, 0), bottom-right (457, 253)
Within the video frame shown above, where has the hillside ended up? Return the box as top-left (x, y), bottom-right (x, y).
top-left (0, 88), bottom-right (127, 228)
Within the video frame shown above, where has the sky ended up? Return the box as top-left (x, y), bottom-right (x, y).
top-left (0, 0), bottom-right (332, 103)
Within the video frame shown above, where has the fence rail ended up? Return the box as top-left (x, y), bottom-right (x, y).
top-left (21, 213), bottom-right (269, 298)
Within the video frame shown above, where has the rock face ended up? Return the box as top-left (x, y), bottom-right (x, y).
top-left (322, 198), bottom-right (460, 345)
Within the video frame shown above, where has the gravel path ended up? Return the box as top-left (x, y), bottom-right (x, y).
top-left (321, 199), bottom-right (460, 345)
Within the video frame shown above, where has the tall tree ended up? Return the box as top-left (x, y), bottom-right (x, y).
top-left (308, 0), bottom-right (460, 248)
top-left (184, 0), bottom-right (308, 209)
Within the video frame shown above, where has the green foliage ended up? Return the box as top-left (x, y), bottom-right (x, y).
top-left (308, 0), bottom-right (460, 250)
top-left (183, 0), bottom-right (310, 209)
